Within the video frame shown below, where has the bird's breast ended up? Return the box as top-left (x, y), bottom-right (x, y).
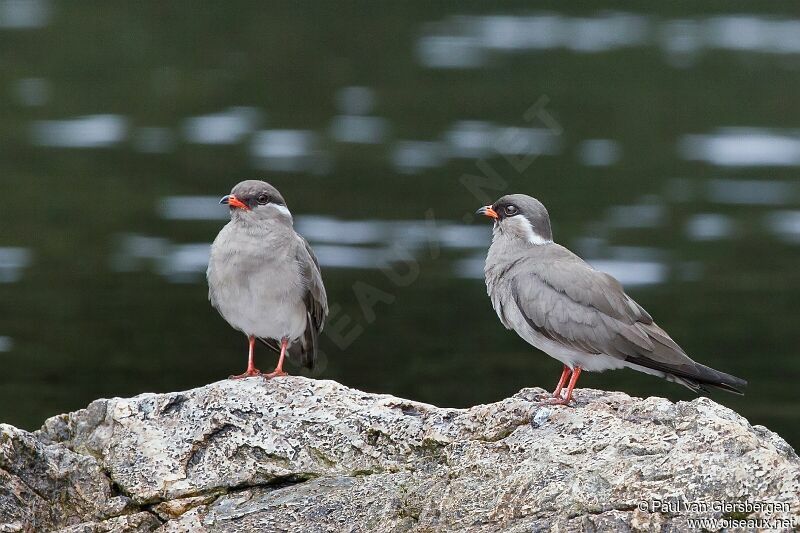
top-left (207, 225), bottom-right (307, 340)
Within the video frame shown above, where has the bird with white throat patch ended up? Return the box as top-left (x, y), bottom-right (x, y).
top-left (207, 180), bottom-right (328, 379)
top-left (476, 194), bottom-right (746, 404)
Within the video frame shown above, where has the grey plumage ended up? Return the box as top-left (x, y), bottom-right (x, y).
top-left (207, 180), bottom-right (328, 371)
top-left (481, 194), bottom-right (746, 395)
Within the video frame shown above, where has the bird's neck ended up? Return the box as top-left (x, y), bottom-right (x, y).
top-left (492, 223), bottom-right (553, 248)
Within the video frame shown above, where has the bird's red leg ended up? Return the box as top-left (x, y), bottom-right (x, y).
top-left (264, 337), bottom-right (289, 379)
top-left (543, 366), bottom-right (582, 405)
top-left (229, 336), bottom-right (262, 379)
top-left (552, 365), bottom-right (572, 398)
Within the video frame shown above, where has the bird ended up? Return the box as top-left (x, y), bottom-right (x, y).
top-left (476, 194), bottom-right (746, 404)
top-left (207, 180), bottom-right (328, 379)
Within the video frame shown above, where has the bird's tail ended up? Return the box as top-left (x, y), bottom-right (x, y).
top-left (625, 353), bottom-right (747, 395)
top-left (686, 363), bottom-right (747, 395)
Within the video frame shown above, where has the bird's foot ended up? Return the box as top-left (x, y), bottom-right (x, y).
top-left (229, 368), bottom-right (263, 379)
top-left (537, 392), bottom-right (576, 406)
top-left (262, 369), bottom-right (288, 379)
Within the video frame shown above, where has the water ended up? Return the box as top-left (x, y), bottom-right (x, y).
top-left (1, 2), bottom-right (798, 449)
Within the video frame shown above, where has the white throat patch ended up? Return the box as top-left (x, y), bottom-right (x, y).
top-left (268, 203), bottom-right (292, 218)
top-left (504, 215), bottom-right (552, 245)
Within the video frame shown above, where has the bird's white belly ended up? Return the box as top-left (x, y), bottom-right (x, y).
top-left (214, 281), bottom-right (307, 341)
top-left (208, 246), bottom-right (307, 341)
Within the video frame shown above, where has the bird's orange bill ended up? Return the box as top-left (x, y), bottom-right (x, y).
top-left (477, 205), bottom-right (499, 219)
top-left (221, 194), bottom-right (250, 210)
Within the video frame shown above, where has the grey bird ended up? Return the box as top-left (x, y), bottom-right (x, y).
top-left (207, 180), bottom-right (328, 379)
top-left (477, 194), bottom-right (746, 404)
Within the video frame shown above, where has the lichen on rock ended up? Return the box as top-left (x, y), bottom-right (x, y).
top-left (0, 377), bottom-right (797, 531)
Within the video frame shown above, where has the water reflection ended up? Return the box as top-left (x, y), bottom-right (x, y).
top-left (766, 211), bottom-right (800, 244)
top-left (12, 78), bottom-right (50, 107)
top-left (183, 107), bottom-right (261, 145)
top-left (680, 129), bottom-right (800, 167)
top-left (0, 0), bottom-right (50, 29)
top-left (417, 13), bottom-right (800, 69)
top-left (707, 179), bottom-right (796, 205)
top-left (686, 213), bottom-right (736, 241)
top-left (330, 115), bottom-right (389, 144)
top-left (335, 86), bottom-right (376, 115)
top-left (0, 336), bottom-right (13, 352)
top-left (392, 141), bottom-right (447, 174)
top-left (30, 115), bottom-right (128, 148)
top-left (0, 247), bottom-right (32, 283)
top-left (250, 129), bottom-right (322, 173)
top-left (444, 121), bottom-right (560, 159)
top-left (160, 196), bottom-right (228, 220)
top-left (605, 201), bottom-right (665, 229)
top-left (577, 139), bottom-right (621, 167)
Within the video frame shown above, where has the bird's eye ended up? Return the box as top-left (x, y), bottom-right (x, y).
top-left (257, 194), bottom-right (269, 205)
top-left (505, 205), bottom-right (518, 216)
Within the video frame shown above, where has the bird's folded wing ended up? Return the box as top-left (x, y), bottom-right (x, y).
top-left (298, 235), bottom-right (328, 335)
top-left (295, 235), bottom-right (329, 368)
top-left (258, 236), bottom-right (328, 369)
top-left (510, 254), bottom-right (690, 364)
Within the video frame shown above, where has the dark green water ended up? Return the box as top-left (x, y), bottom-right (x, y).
top-left (1, 2), bottom-right (799, 449)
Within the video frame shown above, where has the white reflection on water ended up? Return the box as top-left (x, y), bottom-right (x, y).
top-left (606, 201), bottom-right (665, 229)
top-left (335, 86), bottom-right (376, 115)
top-left (686, 213), bottom-right (736, 241)
top-left (577, 139), bottom-right (621, 167)
top-left (157, 244), bottom-right (211, 283)
top-left (392, 141), bottom-right (447, 174)
top-left (0, 336), bottom-right (12, 352)
top-left (679, 129), bottom-right (800, 167)
top-left (183, 107), bottom-right (261, 145)
top-left (0, 247), bottom-right (32, 283)
top-left (417, 35), bottom-right (488, 69)
top-left (0, 0), bottom-right (50, 29)
top-left (160, 196), bottom-right (228, 221)
top-left (445, 121), bottom-right (560, 159)
top-left (13, 77), bottom-right (50, 107)
top-left (707, 179), bottom-right (795, 205)
top-left (706, 16), bottom-right (800, 54)
top-left (111, 234), bottom-right (168, 273)
top-left (30, 115), bottom-right (128, 148)
top-left (296, 216), bottom-right (385, 245)
top-left (418, 13), bottom-right (800, 69)
top-left (330, 115), bottom-right (389, 144)
top-left (765, 210), bottom-right (800, 244)
top-left (494, 127), bottom-right (560, 156)
top-left (445, 121), bottom-right (495, 158)
top-left (312, 245), bottom-right (391, 269)
top-left (250, 129), bottom-right (320, 172)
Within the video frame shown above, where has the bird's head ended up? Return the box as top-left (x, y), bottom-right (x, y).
top-left (476, 194), bottom-right (553, 245)
top-left (220, 180), bottom-right (292, 226)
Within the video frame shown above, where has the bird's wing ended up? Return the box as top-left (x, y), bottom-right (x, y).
top-left (258, 235), bottom-right (328, 369)
top-left (508, 246), bottom-right (745, 392)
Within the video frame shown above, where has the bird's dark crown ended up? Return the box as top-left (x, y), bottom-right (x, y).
top-left (230, 180), bottom-right (286, 209)
top-left (492, 194), bottom-right (553, 240)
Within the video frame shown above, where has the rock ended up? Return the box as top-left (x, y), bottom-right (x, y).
top-left (1, 377), bottom-right (798, 532)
